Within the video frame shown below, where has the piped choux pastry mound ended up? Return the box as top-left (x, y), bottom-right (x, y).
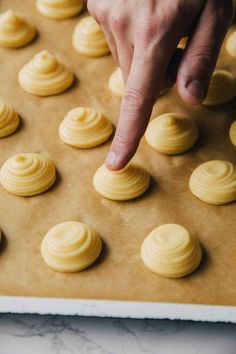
top-left (229, 120), bottom-right (236, 147)
top-left (141, 224), bottom-right (202, 278)
top-left (36, 0), bottom-right (84, 19)
top-left (226, 31), bottom-right (236, 58)
top-left (0, 99), bottom-right (20, 138)
top-left (73, 16), bottom-right (110, 57)
top-left (203, 70), bottom-right (236, 106)
top-left (18, 50), bottom-right (74, 96)
top-left (59, 107), bottom-right (113, 148)
top-left (0, 153), bottom-right (56, 196)
top-left (189, 160), bottom-right (236, 205)
top-left (41, 221), bottom-right (102, 272)
top-left (108, 68), bottom-right (125, 98)
top-left (145, 113), bottom-right (198, 155)
top-left (93, 163), bottom-right (150, 201)
top-left (0, 10), bottom-right (36, 48)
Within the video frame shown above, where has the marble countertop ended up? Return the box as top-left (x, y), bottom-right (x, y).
top-left (0, 314), bottom-right (235, 354)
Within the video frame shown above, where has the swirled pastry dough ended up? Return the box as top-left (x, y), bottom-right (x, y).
top-left (229, 120), bottom-right (236, 147)
top-left (0, 153), bottom-right (56, 196)
top-left (73, 16), bottom-right (110, 57)
top-left (203, 70), bottom-right (236, 106)
top-left (0, 9), bottom-right (36, 48)
top-left (41, 221), bottom-right (102, 272)
top-left (145, 113), bottom-right (198, 155)
top-left (36, 0), bottom-right (84, 19)
top-left (226, 31), bottom-right (236, 58)
top-left (141, 224), bottom-right (202, 278)
top-left (0, 99), bottom-right (20, 138)
top-left (59, 107), bottom-right (113, 148)
top-left (189, 160), bottom-right (236, 205)
top-left (108, 68), bottom-right (125, 98)
top-left (93, 163), bottom-right (150, 201)
top-left (18, 50), bottom-right (74, 96)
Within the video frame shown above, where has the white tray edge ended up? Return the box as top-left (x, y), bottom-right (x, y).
top-left (0, 296), bottom-right (235, 323)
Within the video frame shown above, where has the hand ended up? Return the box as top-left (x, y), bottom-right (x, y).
top-left (87, 0), bottom-right (233, 170)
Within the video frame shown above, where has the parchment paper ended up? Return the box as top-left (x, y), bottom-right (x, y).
top-left (0, 0), bottom-right (235, 306)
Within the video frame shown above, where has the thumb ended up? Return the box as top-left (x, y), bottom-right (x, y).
top-left (176, 0), bottom-right (232, 104)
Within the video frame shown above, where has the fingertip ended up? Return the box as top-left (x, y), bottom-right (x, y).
top-left (177, 76), bottom-right (207, 105)
top-left (105, 151), bottom-right (129, 171)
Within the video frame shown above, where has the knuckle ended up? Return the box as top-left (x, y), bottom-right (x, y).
top-left (190, 47), bottom-right (213, 63)
top-left (188, 49), bottom-right (214, 76)
top-left (123, 88), bottom-right (147, 110)
top-left (136, 22), bottom-right (156, 46)
top-left (110, 12), bottom-right (126, 32)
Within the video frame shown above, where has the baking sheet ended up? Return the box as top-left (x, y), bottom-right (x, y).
top-left (1, 297), bottom-right (236, 323)
top-left (0, 0), bottom-right (236, 317)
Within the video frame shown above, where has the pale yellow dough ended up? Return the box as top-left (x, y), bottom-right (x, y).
top-left (229, 120), bottom-right (236, 147)
top-left (141, 224), bottom-right (202, 278)
top-left (108, 68), bottom-right (125, 98)
top-left (0, 9), bottom-right (36, 48)
top-left (178, 36), bottom-right (188, 49)
top-left (189, 160), bottom-right (236, 205)
top-left (41, 221), bottom-right (102, 272)
top-left (59, 107), bottom-right (113, 148)
top-left (93, 163), bottom-right (150, 201)
top-left (0, 153), bottom-right (56, 196)
top-left (226, 31), bottom-right (236, 58)
top-left (203, 70), bottom-right (236, 106)
top-left (18, 50), bottom-right (74, 96)
top-left (36, 0), bottom-right (84, 19)
top-left (109, 67), bottom-right (169, 98)
top-left (0, 99), bottom-right (20, 138)
top-left (73, 16), bottom-right (110, 57)
top-left (145, 113), bottom-right (198, 155)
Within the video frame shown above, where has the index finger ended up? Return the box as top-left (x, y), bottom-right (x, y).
top-left (105, 46), bottom-right (170, 171)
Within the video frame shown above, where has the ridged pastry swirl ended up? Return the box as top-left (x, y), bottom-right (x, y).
top-left (36, 0), bottom-right (84, 19)
top-left (0, 153), bottom-right (56, 196)
top-left (229, 120), bottom-right (236, 147)
top-left (203, 70), bottom-right (236, 106)
top-left (189, 160), bottom-right (236, 205)
top-left (93, 163), bottom-right (150, 201)
top-left (18, 50), bottom-right (74, 96)
top-left (141, 224), bottom-right (202, 278)
top-left (0, 9), bottom-right (36, 48)
top-left (145, 113), bottom-right (198, 155)
top-left (0, 99), bottom-right (20, 138)
top-left (41, 221), bottom-right (102, 272)
top-left (73, 16), bottom-right (110, 57)
top-left (108, 68), bottom-right (124, 98)
top-left (226, 31), bottom-right (236, 58)
top-left (59, 107), bottom-right (113, 148)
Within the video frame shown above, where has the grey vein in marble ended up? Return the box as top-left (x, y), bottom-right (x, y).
top-left (0, 314), bottom-right (236, 354)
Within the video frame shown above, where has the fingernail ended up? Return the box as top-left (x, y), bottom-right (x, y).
top-left (186, 80), bottom-right (206, 100)
top-left (105, 151), bottom-right (117, 167)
